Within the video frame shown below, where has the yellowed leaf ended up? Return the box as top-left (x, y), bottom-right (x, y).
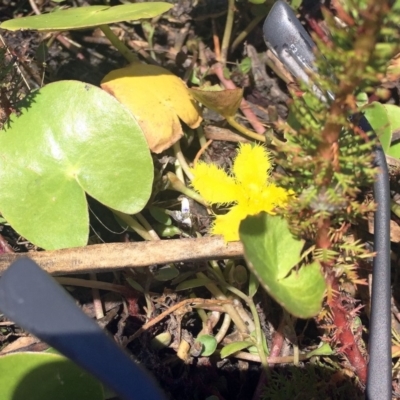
top-left (101, 63), bottom-right (202, 153)
top-left (189, 87), bottom-right (243, 118)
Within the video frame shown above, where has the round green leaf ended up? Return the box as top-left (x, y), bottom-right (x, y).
top-left (151, 332), bottom-right (172, 350)
top-left (384, 104), bottom-right (400, 159)
top-left (355, 92), bottom-right (369, 108)
top-left (362, 102), bottom-right (392, 152)
top-left (154, 224), bottom-right (182, 238)
top-left (149, 206), bottom-right (172, 225)
top-left (0, 352), bottom-right (104, 400)
top-left (233, 264), bottom-right (248, 285)
top-left (0, 81), bottom-right (153, 249)
top-left (0, 3), bottom-right (172, 32)
top-left (239, 213), bottom-right (326, 319)
top-left (195, 334), bottom-right (218, 357)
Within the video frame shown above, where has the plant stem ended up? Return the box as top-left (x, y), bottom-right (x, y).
top-left (55, 277), bottom-right (130, 294)
top-left (136, 212), bottom-right (160, 240)
top-left (197, 272), bottom-right (249, 334)
top-left (234, 351), bottom-right (310, 364)
top-left (29, 0), bottom-right (41, 15)
top-left (209, 260), bottom-right (225, 283)
top-left (190, 293), bottom-right (209, 324)
top-left (112, 210), bottom-right (154, 241)
top-left (165, 172), bottom-right (209, 207)
top-left (126, 298), bottom-right (232, 343)
top-left (326, 277), bottom-right (368, 383)
top-left (173, 140), bottom-right (194, 181)
top-left (215, 277), bottom-right (268, 368)
top-left (231, 12), bottom-right (267, 53)
top-left (193, 139), bottom-right (213, 166)
top-left (211, 63), bottom-right (283, 146)
top-left (174, 158), bottom-right (185, 183)
top-left (226, 116), bottom-right (269, 143)
top-left (99, 25), bottom-right (138, 64)
top-left (220, 0), bottom-right (235, 66)
top-left (196, 126), bottom-right (207, 147)
top-left (313, 1), bottom-right (388, 385)
top-left (212, 18), bottom-right (221, 61)
top-left (212, 63), bottom-right (268, 135)
top-left (214, 313), bottom-right (232, 343)
top-left (248, 301), bottom-right (268, 367)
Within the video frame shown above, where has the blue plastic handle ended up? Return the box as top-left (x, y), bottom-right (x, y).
top-left (0, 258), bottom-right (166, 400)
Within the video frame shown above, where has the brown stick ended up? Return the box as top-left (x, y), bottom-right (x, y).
top-left (0, 237), bottom-right (243, 276)
top-left (204, 125), bottom-right (250, 143)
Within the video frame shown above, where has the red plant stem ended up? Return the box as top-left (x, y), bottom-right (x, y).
top-left (314, 0), bottom-right (389, 383)
top-left (316, 216), bottom-right (331, 250)
top-left (306, 17), bottom-right (331, 45)
top-left (330, 0), bottom-right (355, 27)
top-left (327, 277), bottom-right (367, 384)
top-left (212, 63), bottom-right (266, 134)
top-left (212, 19), bottom-right (221, 62)
top-left (268, 317), bottom-right (286, 366)
top-left (0, 234), bottom-right (13, 254)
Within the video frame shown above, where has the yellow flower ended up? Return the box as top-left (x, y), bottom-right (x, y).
top-left (191, 143), bottom-right (290, 241)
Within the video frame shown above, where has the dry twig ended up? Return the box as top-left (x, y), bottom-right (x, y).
top-left (0, 237), bottom-right (243, 276)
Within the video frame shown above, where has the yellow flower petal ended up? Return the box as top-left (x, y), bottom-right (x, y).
top-left (233, 143), bottom-right (271, 189)
top-left (211, 205), bottom-right (248, 242)
top-left (235, 183), bottom-right (290, 216)
top-left (191, 162), bottom-right (238, 204)
top-left (191, 143), bottom-right (290, 242)
top-left (265, 184), bottom-right (290, 205)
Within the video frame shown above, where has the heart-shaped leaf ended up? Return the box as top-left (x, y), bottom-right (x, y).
top-left (0, 3), bottom-right (172, 32)
top-left (362, 102), bottom-right (392, 152)
top-left (0, 80), bottom-right (153, 250)
top-left (362, 102), bottom-right (400, 159)
top-left (195, 334), bottom-right (218, 357)
top-left (239, 213), bottom-right (326, 319)
top-left (383, 104), bottom-right (400, 158)
top-left (233, 264), bottom-right (248, 285)
top-left (0, 352), bottom-right (104, 400)
top-left (101, 63), bottom-right (202, 153)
